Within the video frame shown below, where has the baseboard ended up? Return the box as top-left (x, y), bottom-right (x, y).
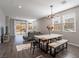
top-left (69, 42), bottom-right (79, 47)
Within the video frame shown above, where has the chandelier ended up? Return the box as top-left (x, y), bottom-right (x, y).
top-left (47, 5), bottom-right (54, 34)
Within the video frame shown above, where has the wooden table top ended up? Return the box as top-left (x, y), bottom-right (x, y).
top-left (34, 34), bottom-right (63, 40)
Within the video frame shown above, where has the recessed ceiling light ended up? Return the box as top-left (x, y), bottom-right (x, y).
top-left (18, 5), bottom-right (22, 8)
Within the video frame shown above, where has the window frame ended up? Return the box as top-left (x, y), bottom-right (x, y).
top-left (52, 13), bottom-right (76, 32)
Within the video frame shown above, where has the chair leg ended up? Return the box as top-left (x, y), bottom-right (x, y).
top-left (32, 46), bottom-right (35, 54)
top-left (50, 47), bottom-right (52, 55)
top-left (30, 41), bottom-right (36, 54)
top-left (39, 39), bottom-right (40, 48)
top-left (30, 42), bottom-right (32, 53)
top-left (46, 42), bottom-right (49, 53)
top-left (62, 44), bottom-right (64, 49)
top-left (53, 48), bottom-right (56, 57)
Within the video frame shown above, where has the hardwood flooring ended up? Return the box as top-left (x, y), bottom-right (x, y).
top-left (0, 36), bottom-right (79, 58)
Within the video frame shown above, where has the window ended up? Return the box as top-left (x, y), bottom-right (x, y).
top-left (52, 16), bottom-right (62, 32)
top-left (52, 13), bottom-right (76, 32)
top-left (28, 23), bottom-right (32, 30)
top-left (63, 13), bottom-right (76, 32)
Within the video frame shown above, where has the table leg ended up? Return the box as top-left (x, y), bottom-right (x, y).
top-left (50, 47), bottom-right (52, 55)
top-left (46, 43), bottom-right (48, 52)
top-left (53, 48), bottom-right (56, 57)
top-left (39, 39), bottom-right (40, 48)
top-left (66, 42), bottom-right (68, 49)
top-left (46, 40), bottom-right (49, 53)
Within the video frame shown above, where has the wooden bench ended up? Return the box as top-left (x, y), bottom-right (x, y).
top-left (48, 39), bottom-right (68, 57)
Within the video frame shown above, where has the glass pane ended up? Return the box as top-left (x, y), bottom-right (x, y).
top-left (15, 21), bottom-right (27, 35)
top-left (64, 18), bottom-right (74, 32)
top-left (28, 23), bottom-right (32, 30)
top-left (52, 16), bottom-right (62, 32)
top-left (63, 13), bottom-right (76, 32)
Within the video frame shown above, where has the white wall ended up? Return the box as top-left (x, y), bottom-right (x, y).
top-left (34, 6), bottom-right (79, 46)
top-left (0, 9), bottom-right (5, 36)
top-left (32, 20), bottom-right (41, 32)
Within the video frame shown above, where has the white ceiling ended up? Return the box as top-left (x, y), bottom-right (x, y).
top-left (0, 0), bottom-right (79, 19)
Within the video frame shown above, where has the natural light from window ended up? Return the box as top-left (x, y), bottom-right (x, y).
top-left (52, 13), bottom-right (76, 32)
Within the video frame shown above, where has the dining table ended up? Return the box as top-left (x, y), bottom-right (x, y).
top-left (34, 34), bottom-right (63, 53)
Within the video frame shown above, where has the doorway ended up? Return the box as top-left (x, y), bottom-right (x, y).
top-left (14, 20), bottom-right (27, 44)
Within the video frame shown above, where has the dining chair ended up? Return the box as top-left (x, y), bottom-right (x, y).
top-left (30, 39), bottom-right (40, 54)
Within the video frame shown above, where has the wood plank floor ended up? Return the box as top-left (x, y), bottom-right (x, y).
top-left (0, 36), bottom-right (79, 58)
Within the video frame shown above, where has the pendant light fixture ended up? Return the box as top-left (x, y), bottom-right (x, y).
top-left (47, 5), bottom-right (54, 34)
top-left (48, 5), bottom-right (54, 19)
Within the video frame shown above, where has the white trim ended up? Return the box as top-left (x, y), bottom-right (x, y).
top-left (69, 42), bottom-right (79, 47)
